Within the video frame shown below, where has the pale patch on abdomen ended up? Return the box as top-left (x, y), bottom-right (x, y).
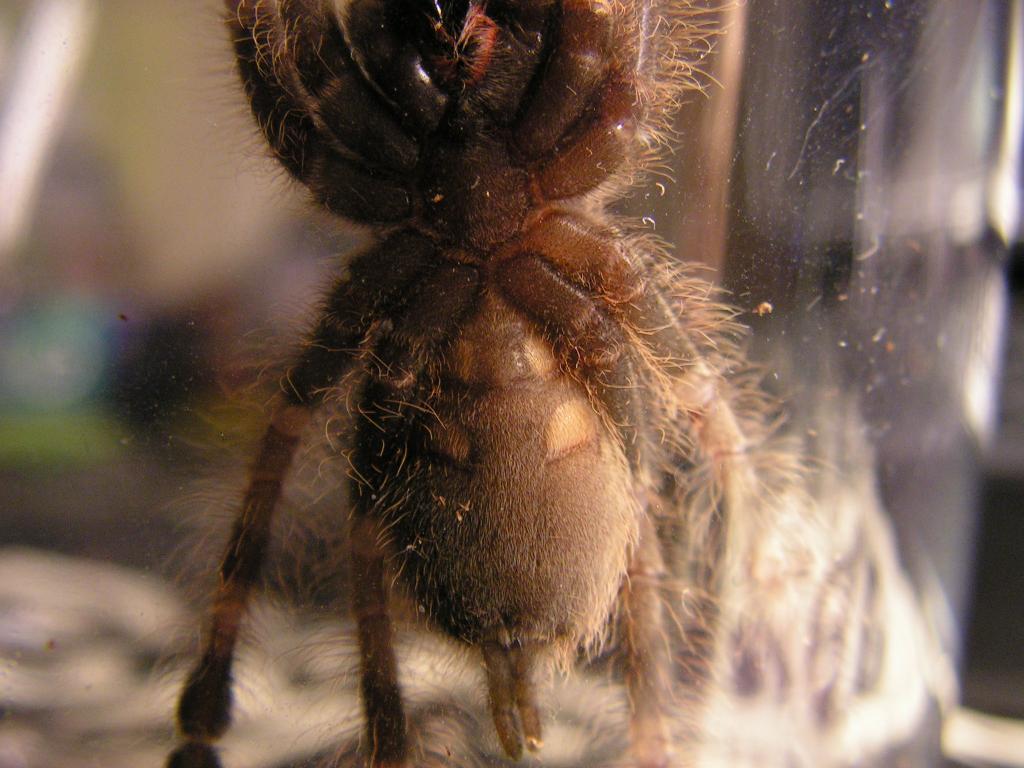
top-left (545, 399), bottom-right (597, 463)
top-left (446, 294), bottom-right (559, 388)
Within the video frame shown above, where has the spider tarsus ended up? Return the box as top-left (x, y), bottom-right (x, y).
top-left (177, 651), bottom-right (233, 739)
top-left (166, 742), bottom-right (223, 768)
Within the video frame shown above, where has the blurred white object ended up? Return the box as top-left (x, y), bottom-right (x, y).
top-left (0, 0), bottom-right (96, 259)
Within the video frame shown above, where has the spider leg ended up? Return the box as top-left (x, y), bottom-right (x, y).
top-left (168, 404), bottom-right (309, 768)
top-left (622, 513), bottom-right (675, 768)
top-left (167, 234), bottom-right (435, 768)
top-left (338, 0), bottom-right (450, 133)
top-left (225, 0), bottom-right (416, 222)
top-left (529, 75), bottom-right (637, 202)
top-left (350, 513), bottom-right (407, 768)
top-left (347, 262), bottom-right (481, 768)
top-left (513, 0), bottom-right (614, 161)
top-left (287, 231), bottom-right (437, 401)
top-left (510, 0), bottom-right (638, 202)
top-left (367, 262), bottom-right (482, 392)
top-left (496, 250), bottom-right (645, 465)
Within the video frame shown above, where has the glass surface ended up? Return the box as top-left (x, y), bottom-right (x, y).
top-left (0, 1), bottom-right (1019, 767)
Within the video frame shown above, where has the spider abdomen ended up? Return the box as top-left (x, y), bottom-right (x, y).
top-left (355, 295), bottom-right (640, 647)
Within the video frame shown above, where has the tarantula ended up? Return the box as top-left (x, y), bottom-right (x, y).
top-left (166, 2), bottom-right (937, 767)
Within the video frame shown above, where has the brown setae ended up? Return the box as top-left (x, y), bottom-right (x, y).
top-left (164, 3), bottom-right (785, 768)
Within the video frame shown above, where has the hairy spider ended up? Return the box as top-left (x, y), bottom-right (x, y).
top-left (167, 2), bottom-right (941, 767)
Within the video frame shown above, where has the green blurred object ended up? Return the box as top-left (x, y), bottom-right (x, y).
top-left (0, 407), bottom-right (122, 465)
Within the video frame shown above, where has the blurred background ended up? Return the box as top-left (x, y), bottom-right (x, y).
top-left (0, 0), bottom-right (1021, 766)
top-left (0, 0), bottom-right (359, 565)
